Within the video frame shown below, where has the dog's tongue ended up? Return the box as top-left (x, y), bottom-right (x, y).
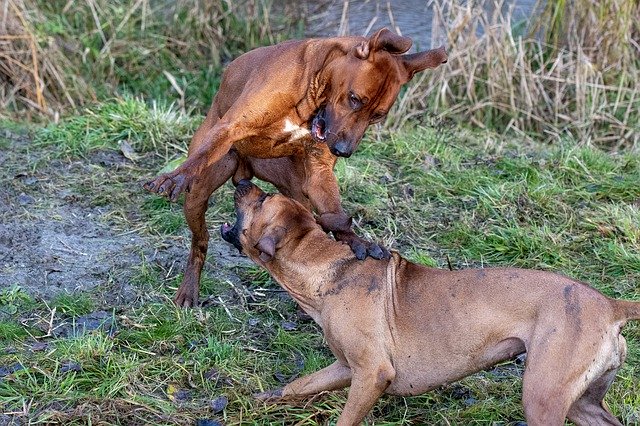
top-left (311, 114), bottom-right (326, 141)
top-left (220, 222), bottom-right (232, 238)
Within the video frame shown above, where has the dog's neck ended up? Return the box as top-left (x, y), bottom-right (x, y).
top-left (263, 227), bottom-right (358, 321)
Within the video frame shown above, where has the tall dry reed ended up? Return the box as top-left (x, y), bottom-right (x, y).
top-left (0, 0), bottom-right (299, 118)
top-left (389, 0), bottom-right (639, 148)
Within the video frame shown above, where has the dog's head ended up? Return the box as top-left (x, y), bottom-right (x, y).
top-left (221, 180), bottom-right (317, 264)
top-left (312, 28), bottom-right (448, 158)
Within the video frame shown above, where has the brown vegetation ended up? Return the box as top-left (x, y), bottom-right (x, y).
top-left (1, 0), bottom-right (638, 146)
top-left (390, 0), bottom-right (640, 147)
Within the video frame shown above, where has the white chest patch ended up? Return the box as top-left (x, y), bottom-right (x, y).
top-left (283, 118), bottom-right (310, 141)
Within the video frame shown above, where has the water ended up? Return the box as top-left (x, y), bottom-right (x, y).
top-left (303, 0), bottom-right (542, 50)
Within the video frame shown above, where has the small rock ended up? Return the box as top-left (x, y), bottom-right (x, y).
top-left (281, 321), bottom-right (297, 331)
top-left (196, 420), bottom-right (223, 426)
top-left (60, 360), bottom-right (82, 374)
top-left (54, 311), bottom-right (116, 338)
top-left (422, 154), bottom-right (440, 171)
top-left (167, 383), bottom-right (191, 403)
top-left (118, 140), bottom-right (140, 162)
top-left (204, 368), bottom-right (221, 382)
top-left (464, 396), bottom-right (477, 406)
top-left (30, 342), bottom-right (49, 352)
top-left (210, 395), bottom-right (228, 413)
top-left (380, 172), bottom-right (394, 183)
top-left (0, 363), bottom-right (24, 377)
top-left (203, 368), bottom-right (233, 386)
top-left (174, 389), bottom-right (191, 402)
top-left (17, 193), bottom-right (34, 205)
top-left (403, 184), bottom-right (414, 199)
top-left (22, 176), bottom-right (38, 186)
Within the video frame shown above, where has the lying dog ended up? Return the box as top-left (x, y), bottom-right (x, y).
top-left (221, 180), bottom-right (640, 426)
top-left (144, 28), bottom-right (448, 307)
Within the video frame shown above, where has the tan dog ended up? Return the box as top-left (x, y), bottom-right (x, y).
top-left (144, 28), bottom-right (448, 307)
top-left (221, 180), bottom-right (640, 426)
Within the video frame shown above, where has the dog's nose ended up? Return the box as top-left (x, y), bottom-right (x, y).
top-left (331, 141), bottom-right (353, 158)
top-left (237, 179), bottom-right (252, 188)
top-left (235, 179), bottom-right (254, 200)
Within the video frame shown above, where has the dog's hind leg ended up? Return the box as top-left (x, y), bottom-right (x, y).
top-left (173, 151), bottom-right (240, 307)
top-left (521, 318), bottom-right (627, 426)
top-left (567, 368), bottom-right (623, 426)
top-left (567, 335), bottom-right (627, 426)
top-left (255, 361), bottom-right (352, 401)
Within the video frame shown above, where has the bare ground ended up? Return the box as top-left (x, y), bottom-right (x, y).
top-left (0, 127), bottom-right (248, 307)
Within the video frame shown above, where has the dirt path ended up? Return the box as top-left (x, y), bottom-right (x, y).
top-left (0, 127), bottom-right (247, 306)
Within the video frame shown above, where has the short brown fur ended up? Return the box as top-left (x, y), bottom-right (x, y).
top-left (223, 181), bottom-right (640, 426)
top-left (144, 28), bottom-right (447, 307)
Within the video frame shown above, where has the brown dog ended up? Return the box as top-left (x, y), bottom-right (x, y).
top-left (143, 28), bottom-right (448, 307)
top-left (221, 180), bottom-right (640, 426)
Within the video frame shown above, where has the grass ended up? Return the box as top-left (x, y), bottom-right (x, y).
top-left (1, 0), bottom-right (639, 421)
top-left (1, 0), bottom-right (303, 117)
top-left (3, 0), bottom-right (638, 147)
top-left (1, 99), bottom-right (639, 424)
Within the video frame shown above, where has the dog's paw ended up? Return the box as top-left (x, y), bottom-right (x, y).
top-left (350, 239), bottom-right (368, 260)
top-left (367, 242), bottom-right (390, 260)
top-left (336, 231), bottom-right (390, 261)
top-left (173, 284), bottom-right (199, 308)
top-left (144, 169), bottom-right (193, 202)
top-left (349, 237), bottom-right (391, 261)
top-left (254, 388), bottom-right (283, 401)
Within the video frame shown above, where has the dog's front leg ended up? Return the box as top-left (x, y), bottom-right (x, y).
top-left (336, 364), bottom-right (396, 426)
top-left (145, 120), bottom-right (248, 201)
top-left (304, 149), bottom-right (389, 260)
top-left (255, 361), bottom-right (352, 401)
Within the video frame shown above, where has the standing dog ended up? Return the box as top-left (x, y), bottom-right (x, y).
top-left (144, 28), bottom-right (448, 307)
top-left (221, 180), bottom-right (639, 426)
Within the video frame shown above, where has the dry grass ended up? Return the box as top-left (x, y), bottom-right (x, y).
top-left (1, 0), bottom-right (638, 147)
top-left (389, 0), bottom-right (640, 148)
top-left (0, 0), bottom-right (93, 117)
top-left (0, 0), bottom-right (300, 119)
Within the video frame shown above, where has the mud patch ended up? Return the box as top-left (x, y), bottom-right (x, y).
top-left (0, 127), bottom-right (252, 306)
top-left (0, 206), bottom-right (142, 301)
top-left (0, 129), bottom-right (163, 304)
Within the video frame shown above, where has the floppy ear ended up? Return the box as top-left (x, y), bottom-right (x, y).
top-left (353, 28), bottom-right (413, 59)
top-left (401, 45), bottom-right (448, 80)
top-left (255, 226), bottom-right (286, 262)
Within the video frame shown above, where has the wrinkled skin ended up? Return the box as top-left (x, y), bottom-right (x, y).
top-left (144, 28), bottom-right (448, 306)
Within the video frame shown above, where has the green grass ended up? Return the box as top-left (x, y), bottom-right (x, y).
top-left (1, 101), bottom-right (639, 424)
top-left (34, 97), bottom-right (199, 158)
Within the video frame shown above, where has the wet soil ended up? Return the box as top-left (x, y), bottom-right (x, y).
top-left (0, 128), bottom-right (246, 307)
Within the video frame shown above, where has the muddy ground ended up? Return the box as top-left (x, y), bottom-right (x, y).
top-left (0, 127), bottom-right (248, 309)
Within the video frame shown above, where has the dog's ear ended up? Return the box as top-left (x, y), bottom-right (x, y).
top-left (400, 45), bottom-right (448, 80)
top-left (255, 226), bottom-right (286, 262)
top-left (354, 28), bottom-right (413, 59)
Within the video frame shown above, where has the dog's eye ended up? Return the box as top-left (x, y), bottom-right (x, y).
top-left (348, 92), bottom-right (362, 110)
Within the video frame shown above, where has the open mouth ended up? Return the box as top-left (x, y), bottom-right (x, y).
top-left (220, 222), bottom-right (242, 252)
top-left (311, 107), bottom-right (327, 141)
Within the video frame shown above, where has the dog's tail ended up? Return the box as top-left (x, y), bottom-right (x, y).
top-left (612, 299), bottom-right (640, 322)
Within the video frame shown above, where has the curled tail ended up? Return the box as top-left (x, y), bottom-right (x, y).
top-left (613, 299), bottom-right (640, 322)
